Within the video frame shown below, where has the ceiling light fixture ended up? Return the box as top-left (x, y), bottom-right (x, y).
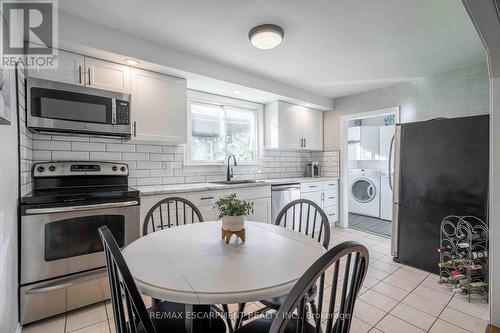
top-left (249, 24), bottom-right (284, 50)
top-left (125, 59), bottom-right (139, 65)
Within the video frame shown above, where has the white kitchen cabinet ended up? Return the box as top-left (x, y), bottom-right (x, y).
top-left (130, 68), bottom-right (187, 143)
top-left (265, 101), bottom-right (323, 151)
top-left (28, 49), bottom-right (84, 85)
top-left (301, 191), bottom-right (323, 207)
top-left (379, 125), bottom-right (395, 161)
top-left (247, 197), bottom-right (271, 223)
top-left (84, 57), bottom-right (131, 93)
top-left (360, 126), bottom-right (380, 160)
top-left (301, 108), bottom-right (323, 150)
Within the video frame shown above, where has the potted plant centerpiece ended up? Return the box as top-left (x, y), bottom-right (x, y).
top-left (214, 194), bottom-right (253, 243)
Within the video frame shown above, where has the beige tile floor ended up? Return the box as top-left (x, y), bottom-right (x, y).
top-left (22, 226), bottom-right (489, 333)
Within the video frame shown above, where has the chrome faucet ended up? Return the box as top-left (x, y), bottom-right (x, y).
top-left (226, 154), bottom-right (237, 181)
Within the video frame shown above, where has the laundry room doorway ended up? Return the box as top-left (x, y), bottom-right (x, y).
top-left (339, 107), bottom-right (399, 238)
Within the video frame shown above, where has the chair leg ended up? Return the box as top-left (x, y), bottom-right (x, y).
top-left (309, 300), bottom-right (322, 333)
top-left (221, 304), bottom-right (234, 333)
top-left (235, 303), bottom-right (246, 329)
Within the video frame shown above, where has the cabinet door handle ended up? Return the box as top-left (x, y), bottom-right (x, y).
top-left (309, 185), bottom-right (318, 188)
top-left (200, 196), bottom-right (214, 200)
top-left (87, 68), bottom-right (91, 85)
top-left (78, 66), bottom-right (82, 84)
top-left (304, 138), bottom-right (306, 147)
top-left (133, 121), bottom-right (137, 137)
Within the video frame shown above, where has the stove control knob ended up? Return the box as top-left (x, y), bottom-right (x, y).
top-left (112, 166), bottom-right (118, 171)
top-left (120, 166), bottom-right (127, 172)
top-left (37, 166), bottom-right (45, 173)
top-left (49, 165), bottom-right (56, 172)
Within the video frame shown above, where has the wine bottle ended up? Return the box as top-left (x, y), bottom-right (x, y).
top-left (471, 250), bottom-right (488, 259)
top-left (438, 259), bottom-right (472, 268)
top-left (438, 245), bottom-right (452, 253)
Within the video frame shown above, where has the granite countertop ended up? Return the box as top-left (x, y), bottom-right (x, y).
top-left (136, 177), bottom-right (339, 196)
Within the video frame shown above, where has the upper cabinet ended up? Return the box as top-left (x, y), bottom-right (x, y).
top-left (27, 51), bottom-right (131, 93)
top-left (265, 101), bottom-right (323, 151)
top-left (28, 50), bottom-right (84, 85)
top-left (348, 125), bottom-right (394, 161)
top-left (84, 57), bottom-right (131, 93)
top-left (130, 68), bottom-right (187, 143)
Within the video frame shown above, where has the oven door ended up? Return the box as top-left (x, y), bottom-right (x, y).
top-left (27, 78), bottom-right (131, 136)
top-left (21, 200), bottom-right (140, 285)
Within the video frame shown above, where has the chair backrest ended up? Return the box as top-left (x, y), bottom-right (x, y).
top-left (143, 197), bottom-right (204, 235)
top-left (99, 226), bottom-right (156, 333)
top-left (270, 241), bottom-right (369, 333)
top-left (275, 199), bottom-right (330, 249)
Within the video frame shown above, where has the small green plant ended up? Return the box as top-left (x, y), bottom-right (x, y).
top-left (214, 193), bottom-right (253, 218)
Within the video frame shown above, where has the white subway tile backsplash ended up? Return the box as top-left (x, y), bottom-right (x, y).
top-left (122, 152), bottom-right (149, 161)
top-left (107, 143), bottom-right (135, 152)
top-left (136, 145), bottom-right (162, 153)
top-left (89, 152), bottom-right (121, 161)
top-left (52, 151), bottom-right (90, 161)
top-left (33, 150), bottom-right (51, 161)
top-left (72, 142), bottom-right (106, 151)
top-left (136, 161), bottom-right (162, 169)
top-left (33, 140), bottom-right (70, 151)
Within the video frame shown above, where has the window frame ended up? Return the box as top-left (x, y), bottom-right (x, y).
top-left (185, 90), bottom-right (263, 166)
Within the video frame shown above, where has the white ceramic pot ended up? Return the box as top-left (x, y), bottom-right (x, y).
top-left (221, 215), bottom-right (245, 231)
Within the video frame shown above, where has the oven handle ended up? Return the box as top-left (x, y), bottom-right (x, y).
top-left (25, 268), bottom-right (107, 295)
top-left (25, 200), bottom-right (139, 215)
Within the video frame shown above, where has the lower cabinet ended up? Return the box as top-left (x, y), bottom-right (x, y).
top-left (139, 185), bottom-right (272, 235)
top-left (300, 180), bottom-right (339, 226)
top-left (246, 197), bottom-right (272, 224)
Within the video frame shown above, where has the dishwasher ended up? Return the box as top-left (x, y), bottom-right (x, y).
top-left (271, 183), bottom-right (301, 223)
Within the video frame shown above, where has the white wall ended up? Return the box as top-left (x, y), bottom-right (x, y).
top-left (0, 69), bottom-right (20, 332)
top-left (324, 62), bottom-right (489, 150)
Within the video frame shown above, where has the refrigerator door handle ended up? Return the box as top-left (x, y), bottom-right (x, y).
top-left (391, 125), bottom-right (402, 258)
top-left (388, 134), bottom-right (395, 190)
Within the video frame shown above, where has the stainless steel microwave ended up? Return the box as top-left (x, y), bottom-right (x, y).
top-left (27, 78), bottom-right (131, 137)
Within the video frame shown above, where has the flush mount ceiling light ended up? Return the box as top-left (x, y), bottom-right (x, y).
top-left (125, 59), bottom-right (139, 65)
top-left (249, 24), bottom-right (284, 50)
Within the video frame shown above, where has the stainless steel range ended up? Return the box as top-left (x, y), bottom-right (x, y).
top-left (20, 161), bottom-right (140, 324)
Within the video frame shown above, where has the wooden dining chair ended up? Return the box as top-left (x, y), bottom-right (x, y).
top-left (234, 241), bottom-right (369, 333)
top-left (98, 226), bottom-right (186, 333)
top-left (235, 199), bottom-right (331, 329)
top-left (142, 197), bottom-right (204, 235)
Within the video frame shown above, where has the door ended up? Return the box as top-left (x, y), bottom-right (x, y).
top-left (278, 102), bottom-right (302, 149)
top-left (247, 198), bottom-right (270, 223)
top-left (21, 202), bottom-right (139, 284)
top-left (85, 58), bottom-right (131, 93)
top-left (198, 205), bottom-right (219, 221)
top-left (28, 50), bottom-right (84, 85)
top-left (130, 68), bottom-right (187, 143)
top-left (301, 108), bottom-right (323, 150)
top-left (301, 191), bottom-right (323, 207)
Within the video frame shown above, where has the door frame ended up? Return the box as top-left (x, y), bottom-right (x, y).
top-left (338, 107), bottom-right (401, 228)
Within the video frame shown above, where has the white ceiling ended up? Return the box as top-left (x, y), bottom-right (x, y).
top-left (59, 0), bottom-right (485, 98)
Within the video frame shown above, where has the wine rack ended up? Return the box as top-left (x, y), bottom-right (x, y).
top-left (439, 216), bottom-right (488, 302)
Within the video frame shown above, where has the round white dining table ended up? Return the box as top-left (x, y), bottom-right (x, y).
top-left (123, 221), bottom-right (325, 305)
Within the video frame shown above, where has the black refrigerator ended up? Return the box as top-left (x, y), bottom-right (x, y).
top-left (391, 115), bottom-right (489, 273)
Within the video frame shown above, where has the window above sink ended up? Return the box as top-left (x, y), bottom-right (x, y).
top-left (185, 91), bottom-right (263, 166)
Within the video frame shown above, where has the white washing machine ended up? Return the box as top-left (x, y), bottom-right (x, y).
top-left (349, 169), bottom-right (380, 218)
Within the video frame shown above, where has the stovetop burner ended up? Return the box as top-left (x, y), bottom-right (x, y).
top-left (21, 161), bottom-right (140, 206)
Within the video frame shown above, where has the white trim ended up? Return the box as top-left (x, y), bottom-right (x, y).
top-left (15, 323), bottom-right (22, 333)
top-left (185, 91), bottom-right (263, 166)
top-left (339, 107), bottom-right (400, 228)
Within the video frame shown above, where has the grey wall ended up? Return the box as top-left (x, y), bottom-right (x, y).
top-left (324, 62), bottom-right (489, 150)
top-left (0, 69), bottom-right (19, 333)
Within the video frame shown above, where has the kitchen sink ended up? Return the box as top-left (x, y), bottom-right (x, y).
top-left (210, 180), bottom-right (261, 185)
